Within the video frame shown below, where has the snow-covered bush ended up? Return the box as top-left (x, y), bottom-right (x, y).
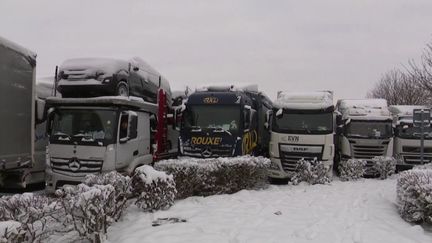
top-left (56, 184), bottom-right (117, 242)
top-left (131, 165), bottom-right (176, 212)
top-left (338, 159), bottom-right (366, 181)
top-left (155, 156), bottom-right (270, 199)
top-left (0, 193), bottom-right (63, 242)
top-left (0, 221), bottom-right (25, 242)
top-left (396, 169), bottom-right (432, 224)
top-left (292, 158), bottom-right (332, 185)
top-left (372, 156), bottom-right (396, 179)
top-left (83, 171), bottom-right (132, 221)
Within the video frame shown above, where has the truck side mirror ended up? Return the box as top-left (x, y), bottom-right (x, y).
top-left (265, 110), bottom-right (272, 130)
top-left (243, 106), bottom-right (251, 131)
top-left (46, 107), bottom-right (55, 137)
top-left (172, 107), bottom-right (182, 131)
top-left (35, 98), bottom-right (46, 125)
top-left (336, 113), bottom-right (343, 126)
top-left (119, 111), bottom-right (137, 143)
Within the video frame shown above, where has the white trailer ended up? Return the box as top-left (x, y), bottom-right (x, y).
top-left (0, 36), bottom-right (49, 188)
top-left (336, 99), bottom-right (393, 175)
top-left (44, 96), bottom-right (158, 193)
top-left (389, 105), bottom-right (432, 170)
top-left (268, 91), bottom-right (335, 181)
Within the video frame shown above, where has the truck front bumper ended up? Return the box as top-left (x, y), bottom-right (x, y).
top-left (45, 168), bottom-right (86, 194)
top-left (268, 157), bottom-right (333, 179)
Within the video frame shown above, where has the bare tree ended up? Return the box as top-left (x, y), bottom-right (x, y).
top-left (367, 69), bottom-right (430, 105)
top-left (408, 43), bottom-right (432, 94)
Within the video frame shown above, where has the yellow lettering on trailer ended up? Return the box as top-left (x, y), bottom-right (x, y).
top-left (191, 137), bottom-right (222, 145)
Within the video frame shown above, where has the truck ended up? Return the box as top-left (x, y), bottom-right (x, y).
top-left (0, 36), bottom-right (48, 188)
top-left (267, 91), bottom-right (335, 181)
top-left (56, 57), bottom-right (171, 103)
top-left (44, 96), bottom-right (159, 193)
top-left (336, 99), bottom-right (394, 175)
top-left (179, 84), bottom-right (273, 158)
top-left (389, 105), bottom-right (432, 171)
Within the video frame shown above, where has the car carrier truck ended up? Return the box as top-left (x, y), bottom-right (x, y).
top-left (179, 84), bottom-right (272, 158)
top-left (45, 96), bottom-right (159, 193)
top-left (389, 105), bottom-right (432, 171)
top-left (267, 91), bottom-right (335, 181)
top-left (0, 36), bottom-right (49, 188)
top-left (336, 99), bottom-right (393, 175)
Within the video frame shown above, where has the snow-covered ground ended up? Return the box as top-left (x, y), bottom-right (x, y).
top-left (107, 178), bottom-right (432, 243)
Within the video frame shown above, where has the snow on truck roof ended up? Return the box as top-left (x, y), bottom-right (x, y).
top-left (196, 83), bottom-right (259, 93)
top-left (337, 99), bottom-right (391, 120)
top-left (0, 35), bottom-right (36, 63)
top-left (389, 105), bottom-right (431, 125)
top-left (273, 91), bottom-right (334, 110)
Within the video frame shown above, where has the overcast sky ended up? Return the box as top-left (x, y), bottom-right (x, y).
top-left (1, 0), bottom-right (432, 100)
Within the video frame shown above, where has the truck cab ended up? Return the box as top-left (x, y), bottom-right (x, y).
top-left (389, 105), bottom-right (432, 171)
top-left (45, 97), bottom-right (157, 193)
top-left (336, 99), bottom-right (393, 175)
top-left (268, 91), bottom-right (335, 180)
top-left (179, 84), bottom-right (272, 158)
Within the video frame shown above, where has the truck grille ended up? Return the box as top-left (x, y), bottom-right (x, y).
top-left (279, 152), bottom-right (323, 172)
top-left (402, 155), bottom-right (432, 165)
top-left (352, 145), bottom-right (386, 160)
top-left (50, 157), bottom-right (103, 175)
top-left (183, 146), bottom-right (233, 157)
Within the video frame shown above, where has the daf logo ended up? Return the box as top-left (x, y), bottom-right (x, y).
top-left (69, 157), bottom-right (81, 172)
top-left (283, 136), bottom-right (300, 142)
top-left (201, 148), bottom-right (212, 158)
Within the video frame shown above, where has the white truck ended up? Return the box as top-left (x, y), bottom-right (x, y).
top-left (336, 99), bottom-right (393, 175)
top-left (0, 36), bottom-right (49, 188)
top-left (268, 91), bottom-right (335, 181)
top-left (45, 96), bottom-right (158, 193)
top-left (389, 105), bottom-right (432, 171)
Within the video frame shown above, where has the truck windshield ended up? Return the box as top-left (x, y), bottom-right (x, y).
top-left (395, 124), bottom-right (432, 140)
top-left (345, 120), bottom-right (392, 139)
top-left (51, 109), bottom-right (118, 144)
top-left (183, 105), bottom-right (240, 132)
top-left (273, 111), bottom-right (333, 134)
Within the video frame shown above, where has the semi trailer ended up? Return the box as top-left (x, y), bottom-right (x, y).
top-left (267, 91), bottom-right (335, 181)
top-left (0, 36), bottom-right (49, 188)
top-left (179, 84), bottom-right (272, 158)
top-left (389, 105), bottom-right (432, 171)
top-left (336, 99), bottom-right (393, 175)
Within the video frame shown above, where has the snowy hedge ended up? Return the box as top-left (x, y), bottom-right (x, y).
top-left (292, 158), bottom-right (332, 185)
top-left (338, 159), bottom-right (366, 181)
top-left (372, 156), bottom-right (396, 179)
top-left (132, 165), bottom-right (176, 212)
top-left (154, 156), bottom-right (270, 199)
top-left (396, 168), bottom-right (432, 225)
top-left (0, 221), bottom-right (25, 242)
top-left (0, 193), bottom-right (63, 242)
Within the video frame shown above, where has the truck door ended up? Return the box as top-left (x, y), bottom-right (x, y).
top-left (116, 111), bottom-right (140, 170)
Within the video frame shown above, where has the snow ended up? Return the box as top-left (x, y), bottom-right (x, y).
top-left (389, 105), bottom-right (431, 125)
top-left (338, 99), bottom-right (392, 120)
top-left (196, 83), bottom-right (259, 93)
top-left (0, 35), bottom-right (36, 61)
top-left (135, 165), bottom-right (173, 184)
top-left (0, 221), bottom-right (21, 235)
top-left (60, 57), bottom-right (129, 77)
top-left (107, 178), bottom-right (432, 243)
top-left (274, 91), bottom-right (334, 110)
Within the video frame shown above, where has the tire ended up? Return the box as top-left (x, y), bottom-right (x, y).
top-left (116, 81), bottom-right (129, 97)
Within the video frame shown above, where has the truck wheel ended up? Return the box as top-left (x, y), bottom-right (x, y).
top-left (116, 82), bottom-right (129, 97)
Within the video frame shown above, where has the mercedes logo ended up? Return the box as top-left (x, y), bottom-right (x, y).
top-left (69, 157), bottom-right (81, 172)
top-left (201, 148), bottom-right (212, 158)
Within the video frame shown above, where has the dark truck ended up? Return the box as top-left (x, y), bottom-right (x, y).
top-left (179, 84), bottom-right (272, 158)
top-left (56, 57), bottom-right (171, 103)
